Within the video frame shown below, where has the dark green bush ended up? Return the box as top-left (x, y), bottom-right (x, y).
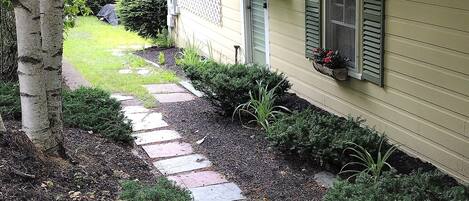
top-left (324, 170), bottom-right (469, 201)
top-left (63, 87), bottom-right (133, 143)
top-left (266, 109), bottom-right (384, 168)
top-left (86, 0), bottom-right (114, 14)
top-left (183, 62), bottom-right (291, 115)
top-left (117, 0), bottom-right (167, 39)
top-left (120, 178), bottom-right (192, 201)
top-left (0, 82), bottom-right (21, 120)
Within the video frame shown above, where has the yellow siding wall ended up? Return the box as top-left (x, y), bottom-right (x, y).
top-left (173, 0), bottom-right (243, 63)
top-left (269, 0), bottom-right (469, 183)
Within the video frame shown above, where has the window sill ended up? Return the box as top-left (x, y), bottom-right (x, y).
top-left (348, 70), bottom-right (362, 80)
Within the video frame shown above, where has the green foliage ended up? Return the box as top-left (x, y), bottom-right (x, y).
top-left (233, 81), bottom-right (290, 130)
top-left (158, 52), bottom-right (165, 65)
top-left (183, 62), bottom-right (291, 114)
top-left (63, 87), bottom-right (133, 143)
top-left (324, 170), bottom-right (469, 201)
top-left (152, 29), bottom-right (174, 48)
top-left (85, 0), bottom-right (114, 14)
top-left (117, 0), bottom-right (167, 39)
top-left (340, 139), bottom-right (398, 182)
top-left (120, 178), bottom-right (192, 201)
top-left (266, 109), bottom-right (384, 168)
top-left (0, 82), bottom-right (20, 120)
top-left (65, 0), bottom-right (92, 29)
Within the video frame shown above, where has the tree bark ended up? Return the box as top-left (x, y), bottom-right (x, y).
top-left (0, 4), bottom-right (18, 82)
top-left (40, 0), bottom-right (64, 153)
top-left (0, 115), bottom-right (5, 132)
top-left (13, 0), bottom-right (58, 153)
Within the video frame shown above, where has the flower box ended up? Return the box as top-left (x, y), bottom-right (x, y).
top-left (311, 48), bottom-right (349, 81)
top-left (313, 62), bottom-right (348, 81)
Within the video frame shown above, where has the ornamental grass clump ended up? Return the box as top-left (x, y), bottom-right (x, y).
top-left (233, 81), bottom-right (290, 130)
top-left (339, 138), bottom-right (398, 182)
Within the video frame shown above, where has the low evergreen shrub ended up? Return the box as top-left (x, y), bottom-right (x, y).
top-left (120, 178), bottom-right (192, 201)
top-left (183, 62), bottom-right (291, 114)
top-left (63, 87), bottom-right (133, 143)
top-left (266, 109), bottom-right (384, 168)
top-left (117, 0), bottom-right (167, 39)
top-left (0, 82), bottom-right (21, 120)
top-left (324, 170), bottom-right (469, 201)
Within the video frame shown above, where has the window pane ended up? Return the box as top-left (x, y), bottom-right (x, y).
top-left (345, 0), bottom-right (356, 25)
top-left (326, 0), bottom-right (356, 67)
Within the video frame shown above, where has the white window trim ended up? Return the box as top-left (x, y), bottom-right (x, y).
top-left (321, 0), bottom-right (363, 80)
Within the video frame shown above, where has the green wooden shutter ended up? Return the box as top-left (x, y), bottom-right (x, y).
top-left (305, 0), bottom-right (321, 59)
top-left (362, 0), bottom-right (385, 86)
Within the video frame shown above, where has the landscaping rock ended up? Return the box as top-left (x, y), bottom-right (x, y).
top-left (313, 171), bottom-right (337, 188)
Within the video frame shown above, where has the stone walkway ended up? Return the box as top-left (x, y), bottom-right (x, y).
top-left (112, 83), bottom-right (245, 201)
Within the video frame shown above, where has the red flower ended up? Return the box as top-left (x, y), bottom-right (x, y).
top-left (323, 57), bottom-right (332, 63)
top-left (327, 50), bottom-right (334, 56)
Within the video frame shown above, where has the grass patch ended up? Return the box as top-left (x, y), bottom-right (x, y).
top-left (63, 17), bottom-right (179, 108)
top-left (120, 178), bottom-right (192, 201)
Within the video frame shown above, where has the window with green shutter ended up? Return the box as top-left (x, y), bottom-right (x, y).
top-left (304, 0), bottom-right (385, 87)
top-left (305, 0), bottom-right (321, 59)
top-left (362, 0), bottom-right (385, 86)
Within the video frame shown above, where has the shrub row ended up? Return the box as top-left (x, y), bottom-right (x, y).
top-left (266, 109), bottom-right (385, 168)
top-left (182, 61), bottom-right (291, 115)
top-left (120, 178), bottom-right (192, 201)
top-left (324, 170), bottom-right (468, 201)
top-left (117, 0), bottom-right (167, 39)
top-left (0, 82), bottom-right (132, 143)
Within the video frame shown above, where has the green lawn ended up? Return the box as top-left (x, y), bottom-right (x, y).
top-left (64, 17), bottom-right (179, 107)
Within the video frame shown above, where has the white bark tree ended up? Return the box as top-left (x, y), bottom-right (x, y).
top-left (40, 0), bottom-right (64, 150)
top-left (13, 0), bottom-right (59, 153)
top-left (0, 115), bottom-right (5, 132)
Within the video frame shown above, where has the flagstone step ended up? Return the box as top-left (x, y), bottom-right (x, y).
top-left (132, 130), bottom-right (181, 145)
top-left (144, 84), bottom-right (187, 94)
top-left (111, 94), bottom-right (134, 102)
top-left (126, 112), bottom-right (168, 131)
top-left (179, 80), bottom-right (204, 97)
top-left (123, 105), bottom-right (150, 115)
top-left (154, 154), bottom-right (211, 175)
top-left (153, 93), bottom-right (195, 103)
top-left (189, 183), bottom-right (246, 201)
top-left (142, 142), bottom-right (193, 158)
top-left (168, 171), bottom-right (228, 188)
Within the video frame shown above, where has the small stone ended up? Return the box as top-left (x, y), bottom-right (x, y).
top-left (314, 171), bottom-right (337, 188)
top-left (118, 69), bottom-right (132, 74)
top-left (113, 170), bottom-right (130, 179)
top-left (87, 131), bottom-right (93, 134)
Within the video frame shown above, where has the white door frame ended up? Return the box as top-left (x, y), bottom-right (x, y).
top-left (241, 0), bottom-right (270, 66)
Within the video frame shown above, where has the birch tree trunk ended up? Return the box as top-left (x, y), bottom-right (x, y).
top-left (13, 0), bottom-right (58, 153)
top-left (40, 0), bottom-right (64, 151)
top-left (0, 115), bottom-right (5, 132)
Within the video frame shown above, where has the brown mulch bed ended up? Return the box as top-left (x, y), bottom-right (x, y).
top-left (0, 121), bottom-right (158, 201)
top-left (155, 98), bottom-right (327, 201)
top-left (135, 47), bottom-right (185, 78)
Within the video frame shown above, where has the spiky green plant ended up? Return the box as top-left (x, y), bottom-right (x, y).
top-left (233, 80), bottom-right (290, 130)
top-left (340, 137), bottom-right (398, 182)
top-left (158, 52), bottom-right (165, 65)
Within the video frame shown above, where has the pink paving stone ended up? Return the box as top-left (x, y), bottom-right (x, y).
top-left (153, 93), bottom-right (195, 103)
top-left (144, 84), bottom-right (186, 94)
top-left (142, 142), bottom-right (193, 158)
top-left (167, 171), bottom-right (228, 188)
